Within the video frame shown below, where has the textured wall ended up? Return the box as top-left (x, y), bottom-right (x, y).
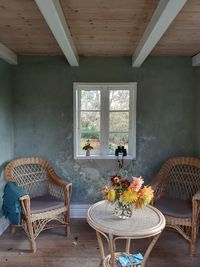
top-left (13, 56), bottom-right (196, 204)
top-left (195, 69), bottom-right (200, 156)
top-left (198, 84), bottom-right (200, 155)
top-left (0, 60), bottom-right (13, 218)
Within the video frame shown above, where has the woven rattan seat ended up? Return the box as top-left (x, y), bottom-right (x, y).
top-left (4, 157), bottom-right (72, 252)
top-left (152, 157), bottom-right (200, 256)
top-left (30, 195), bottom-right (65, 214)
top-left (154, 197), bottom-right (192, 218)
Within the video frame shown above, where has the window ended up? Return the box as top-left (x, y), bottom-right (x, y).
top-left (73, 83), bottom-right (137, 159)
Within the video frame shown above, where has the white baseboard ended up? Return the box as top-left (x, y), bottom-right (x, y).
top-left (70, 204), bottom-right (90, 218)
top-left (0, 216), bottom-right (10, 236)
top-left (0, 204), bottom-right (90, 235)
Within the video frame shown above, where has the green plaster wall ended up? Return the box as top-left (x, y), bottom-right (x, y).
top-left (0, 60), bottom-right (14, 218)
top-left (195, 69), bottom-right (200, 156)
top-left (198, 85), bottom-right (200, 155)
top-left (13, 56), bottom-right (196, 204)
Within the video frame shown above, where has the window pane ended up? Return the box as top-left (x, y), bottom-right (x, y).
top-left (109, 133), bottom-right (128, 154)
top-left (110, 90), bottom-right (129, 110)
top-left (81, 90), bottom-right (100, 110)
top-left (80, 135), bottom-right (100, 154)
top-left (109, 112), bottom-right (129, 132)
top-left (80, 112), bottom-right (100, 132)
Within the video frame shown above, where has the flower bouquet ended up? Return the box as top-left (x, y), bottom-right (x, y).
top-left (102, 175), bottom-right (154, 219)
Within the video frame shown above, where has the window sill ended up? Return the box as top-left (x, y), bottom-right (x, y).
top-left (74, 155), bottom-right (135, 160)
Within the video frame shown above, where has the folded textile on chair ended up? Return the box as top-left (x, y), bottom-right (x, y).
top-left (2, 182), bottom-right (27, 225)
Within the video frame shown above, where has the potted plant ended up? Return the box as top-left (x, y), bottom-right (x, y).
top-left (82, 139), bottom-right (93, 156)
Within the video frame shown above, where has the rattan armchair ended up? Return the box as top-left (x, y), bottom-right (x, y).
top-left (152, 157), bottom-right (200, 256)
top-left (5, 157), bottom-right (72, 252)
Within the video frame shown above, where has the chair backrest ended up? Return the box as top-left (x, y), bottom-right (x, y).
top-left (160, 157), bottom-right (200, 200)
top-left (5, 157), bottom-right (52, 198)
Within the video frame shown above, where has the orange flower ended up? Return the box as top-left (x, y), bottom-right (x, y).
top-left (129, 176), bottom-right (144, 192)
top-left (136, 186), bottom-right (154, 208)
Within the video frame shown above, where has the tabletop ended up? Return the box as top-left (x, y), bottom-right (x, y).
top-left (87, 200), bottom-right (166, 238)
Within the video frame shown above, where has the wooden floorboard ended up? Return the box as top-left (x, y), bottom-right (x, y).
top-left (0, 219), bottom-right (199, 267)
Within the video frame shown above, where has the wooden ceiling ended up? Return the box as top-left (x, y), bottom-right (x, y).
top-left (152, 0), bottom-right (200, 56)
top-left (0, 0), bottom-right (62, 55)
top-left (0, 0), bottom-right (199, 57)
top-left (60, 0), bottom-right (159, 56)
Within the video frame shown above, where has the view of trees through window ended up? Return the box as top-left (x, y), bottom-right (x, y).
top-left (80, 89), bottom-right (130, 155)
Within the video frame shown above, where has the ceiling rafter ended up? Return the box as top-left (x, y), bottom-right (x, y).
top-left (132, 0), bottom-right (187, 67)
top-left (35, 0), bottom-right (79, 66)
top-left (0, 42), bottom-right (17, 65)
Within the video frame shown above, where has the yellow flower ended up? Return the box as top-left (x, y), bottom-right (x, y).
top-left (121, 189), bottom-right (138, 204)
top-left (136, 186), bottom-right (154, 208)
top-left (107, 189), bottom-right (116, 202)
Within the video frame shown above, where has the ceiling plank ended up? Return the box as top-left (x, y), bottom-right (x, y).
top-left (192, 53), bottom-right (200, 66)
top-left (35, 0), bottom-right (79, 66)
top-left (0, 42), bottom-right (17, 65)
top-left (132, 0), bottom-right (187, 67)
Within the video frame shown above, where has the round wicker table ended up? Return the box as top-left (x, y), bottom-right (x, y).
top-left (87, 200), bottom-right (166, 267)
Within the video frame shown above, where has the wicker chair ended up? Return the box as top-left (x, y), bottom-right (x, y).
top-left (152, 157), bottom-right (200, 256)
top-left (4, 157), bottom-right (72, 252)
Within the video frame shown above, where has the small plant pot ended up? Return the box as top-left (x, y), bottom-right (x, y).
top-left (86, 149), bottom-right (90, 156)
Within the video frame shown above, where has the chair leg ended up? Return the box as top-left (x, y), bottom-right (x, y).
top-left (10, 224), bottom-right (16, 234)
top-left (64, 224), bottom-right (68, 236)
top-left (190, 221), bottom-right (199, 256)
top-left (65, 210), bottom-right (70, 236)
top-left (190, 200), bottom-right (200, 257)
top-left (27, 220), bottom-right (37, 253)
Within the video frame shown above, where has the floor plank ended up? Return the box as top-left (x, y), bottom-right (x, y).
top-left (0, 219), bottom-right (199, 266)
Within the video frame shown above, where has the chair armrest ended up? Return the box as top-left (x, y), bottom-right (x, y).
top-left (47, 171), bottom-right (72, 203)
top-left (151, 160), bottom-right (173, 204)
top-left (193, 189), bottom-right (200, 201)
top-left (51, 176), bottom-right (72, 191)
top-left (20, 195), bottom-right (29, 201)
top-left (19, 194), bottom-right (31, 218)
top-left (151, 179), bottom-right (164, 204)
top-left (192, 189), bottom-right (200, 226)
top-left (47, 165), bottom-right (72, 204)
top-left (50, 174), bottom-right (72, 196)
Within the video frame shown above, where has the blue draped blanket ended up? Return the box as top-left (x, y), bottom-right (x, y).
top-left (2, 182), bottom-right (27, 225)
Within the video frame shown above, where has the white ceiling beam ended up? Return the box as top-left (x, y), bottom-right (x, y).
top-left (35, 0), bottom-right (79, 66)
top-left (192, 53), bottom-right (200, 66)
top-left (132, 0), bottom-right (187, 67)
top-left (0, 43), bottom-right (17, 65)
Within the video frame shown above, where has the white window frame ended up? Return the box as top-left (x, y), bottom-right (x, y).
top-left (73, 82), bottom-right (137, 160)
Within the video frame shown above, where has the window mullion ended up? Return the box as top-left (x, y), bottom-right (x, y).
top-left (100, 87), bottom-right (109, 155)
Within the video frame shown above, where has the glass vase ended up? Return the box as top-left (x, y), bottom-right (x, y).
top-left (113, 201), bottom-right (133, 219)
